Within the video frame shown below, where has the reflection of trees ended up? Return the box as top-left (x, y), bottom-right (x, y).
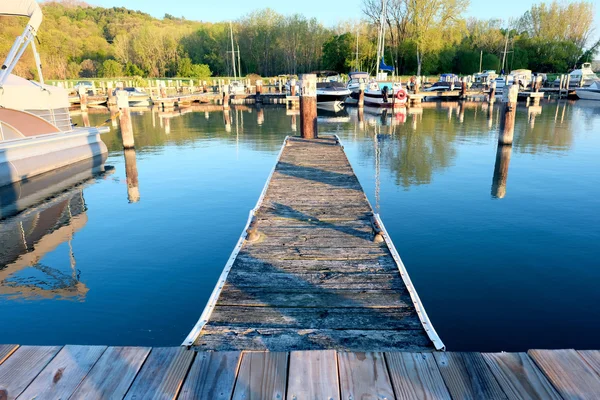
top-left (512, 103), bottom-right (573, 154)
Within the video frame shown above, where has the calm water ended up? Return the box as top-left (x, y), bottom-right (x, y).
top-left (1, 100), bottom-right (599, 351)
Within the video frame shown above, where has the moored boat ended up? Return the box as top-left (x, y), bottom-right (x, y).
top-left (0, 0), bottom-right (108, 188)
top-left (575, 81), bottom-right (600, 101)
top-left (346, 71), bottom-right (370, 105)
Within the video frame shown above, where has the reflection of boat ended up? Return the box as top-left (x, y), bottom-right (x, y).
top-left (0, 161), bottom-right (113, 300)
top-left (575, 81), bottom-right (600, 101)
top-left (317, 108), bottom-right (351, 123)
top-left (0, 1), bottom-right (109, 188)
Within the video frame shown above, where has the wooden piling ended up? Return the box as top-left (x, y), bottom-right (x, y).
top-left (257, 106), bottom-right (264, 126)
top-left (291, 114), bottom-right (297, 132)
top-left (489, 81), bottom-right (496, 102)
top-left (78, 87), bottom-right (88, 112)
top-left (290, 79), bottom-right (297, 97)
top-left (299, 74), bottom-right (317, 139)
top-left (124, 149), bottom-right (140, 203)
top-left (498, 84), bottom-right (518, 145)
top-left (460, 79), bottom-right (467, 99)
top-left (358, 83), bottom-right (365, 109)
top-left (255, 79), bottom-right (263, 103)
top-left (117, 91), bottom-right (134, 149)
top-left (223, 109), bottom-right (231, 132)
top-left (223, 87), bottom-right (230, 110)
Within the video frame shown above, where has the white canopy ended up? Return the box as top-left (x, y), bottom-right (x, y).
top-left (0, 0), bottom-right (43, 33)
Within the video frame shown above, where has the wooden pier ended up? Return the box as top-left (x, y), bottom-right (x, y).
top-left (2, 344), bottom-right (600, 399)
top-left (185, 135), bottom-right (443, 351)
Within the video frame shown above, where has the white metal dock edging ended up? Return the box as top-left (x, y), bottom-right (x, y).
top-left (182, 136), bottom-right (290, 347)
top-left (334, 134), bottom-right (446, 351)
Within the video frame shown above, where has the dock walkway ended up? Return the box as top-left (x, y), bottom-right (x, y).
top-left (186, 135), bottom-right (442, 351)
top-left (2, 345), bottom-right (600, 399)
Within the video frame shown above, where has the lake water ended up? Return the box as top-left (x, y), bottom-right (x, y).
top-left (1, 100), bottom-right (599, 351)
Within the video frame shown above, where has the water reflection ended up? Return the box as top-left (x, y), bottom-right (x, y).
top-left (124, 149), bottom-right (140, 203)
top-left (491, 145), bottom-right (512, 198)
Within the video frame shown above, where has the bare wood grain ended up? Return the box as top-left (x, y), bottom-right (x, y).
top-left (528, 349), bottom-right (600, 400)
top-left (338, 352), bottom-right (394, 400)
top-left (69, 346), bottom-right (150, 400)
top-left (124, 347), bottom-right (195, 400)
top-left (577, 350), bottom-right (600, 377)
top-left (287, 350), bottom-right (339, 400)
top-left (0, 346), bottom-right (61, 400)
top-left (482, 352), bottom-right (561, 400)
top-left (0, 345), bottom-right (18, 366)
top-left (232, 352), bottom-right (288, 400)
top-left (18, 345), bottom-right (106, 400)
top-left (179, 351), bottom-right (241, 400)
top-left (386, 352), bottom-right (451, 400)
top-left (433, 352), bottom-right (507, 400)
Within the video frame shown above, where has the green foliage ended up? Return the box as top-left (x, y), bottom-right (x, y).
top-left (100, 59), bottom-right (123, 77)
top-left (177, 57), bottom-right (194, 77)
top-left (125, 63), bottom-right (146, 77)
top-left (322, 33), bottom-right (354, 73)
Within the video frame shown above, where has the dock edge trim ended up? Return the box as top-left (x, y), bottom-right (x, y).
top-left (334, 134), bottom-right (446, 351)
top-left (182, 135), bottom-right (290, 346)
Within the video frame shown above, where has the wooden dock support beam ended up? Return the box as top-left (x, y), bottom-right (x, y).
top-left (498, 84), bottom-right (518, 145)
top-left (117, 91), bottom-right (134, 149)
top-left (255, 79), bottom-right (263, 103)
top-left (78, 87), bottom-right (88, 112)
top-left (489, 81), bottom-right (496, 102)
top-left (358, 83), bottom-right (365, 109)
top-left (299, 74), bottom-right (317, 139)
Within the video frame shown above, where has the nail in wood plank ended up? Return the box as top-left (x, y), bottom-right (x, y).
top-left (482, 352), bottom-right (561, 400)
top-left (232, 352), bottom-right (288, 400)
top-left (179, 351), bottom-right (241, 400)
top-left (433, 352), bottom-right (507, 400)
top-left (577, 350), bottom-right (600, 377)
top-left (287, 350), bottom-right (339, 400)
top-left (0, 346), bottom-right (61, 400)
top-left (18, 345), bottom-right (106, 400)
top-left (124, 347), bottom-right (195, 400)
top-left (385, 352), bottom-right (451, 400)
top-left (338, 352), bottom-right (395, 400)
top-left (0, 346), bottom-right (18, 366)
top-left (70, 346), bottom-right (151, 400)
top-left (528, 349), bottom-right (600, 400)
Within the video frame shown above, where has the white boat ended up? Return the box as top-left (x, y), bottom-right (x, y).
top-left (575, 81), bottom-right (600, 101)
top-left (0, 0), bottom-right (108, 188)
top-left (554, 63), bottom-right (599, 87)
top-left (314, 72), bottom-right (350, 110)
top-left (121, 87), bottom-right (151, 107)
top-left (346, 71), bottom-right (370, 105)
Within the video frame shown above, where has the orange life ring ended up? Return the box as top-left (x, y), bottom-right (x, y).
top-left (396, 89), bottom-right (407, 102)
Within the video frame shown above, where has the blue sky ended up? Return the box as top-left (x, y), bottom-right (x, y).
top-left (88, 0), bottom-right (599, 43)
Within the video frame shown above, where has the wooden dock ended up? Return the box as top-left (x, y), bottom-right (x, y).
top-left (2, 345), bottom-right (600, 399)
top-left (185, 135), bottom-right (443, 351)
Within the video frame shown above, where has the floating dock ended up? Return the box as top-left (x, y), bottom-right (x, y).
top-left (184, 135), bottom-right (443, 351)
top-left (1, 344), bottom-right (600, 399)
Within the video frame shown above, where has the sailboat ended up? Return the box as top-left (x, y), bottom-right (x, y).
top-left (346, 29), bottom-right (371, 105)
top-left (363, 0), bottom-right (407, 108)
top-left (228, 22), bottom-right (245, 95)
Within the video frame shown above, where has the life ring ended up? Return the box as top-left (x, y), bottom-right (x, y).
top-left (396, 89), bottom-right (408, 102)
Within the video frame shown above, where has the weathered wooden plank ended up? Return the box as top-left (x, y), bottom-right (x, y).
top-left (217, 288), bottom-right (411, 308)
top-left (578, 350), bottom-right (600, 377)
top-left (232, 256), bottom-right (397, 274)
top-left (240, 247), bottom-right (390, 261)
top-left (225, 271), bottom-right (403, 290)
top-left (231, 352), bottom-right (288, 400)
top-left (433, 352), bottom-right (507, 400)
top-left (18, 345), bottom-right (107, 400)
top-left (0, 345), bottom-right (18, 365)
top-left (195, 327), bottom-right (432, 351)
top-left (179, 351), bottom-right (241, 400)
top-left (69, 346), bottom-right (150, 400)
top-left (338, 352), bottom-right (395, 400)
top-left (528, 349), bottom-right (600, 400)
top-left (0, 346), bottom-right (61, 400)
top-left (287, 350), bottom-right (339, 400)
top-left (256, 219), bottom-right (372, 230)
top-left (265, 187), bottom-right (364, 197)
top-left (386, 352), bottom-right (451, 400)
top-left (208, 306), bottom-right (421, 330)
top-left (124, 347), bottom-right (195, 400)
top-left (482, 352), bottom-right (561, 400)
top-left (246, 235), bottom-right (381, 248)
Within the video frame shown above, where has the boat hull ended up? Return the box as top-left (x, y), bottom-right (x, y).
top-left (575, 89), bottom-right (600, 101)
top-left (363, 91), bottom-right (406, 108)
top-left (0, 128), bottom-right (109, 188)
top-left (317, 92), bottom-right (349, 111)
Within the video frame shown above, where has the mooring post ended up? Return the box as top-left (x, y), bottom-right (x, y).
top-left (460, 78), bottom-right (467, 99)
top-left (223, 86), bottom-right (230, 110)
top-left (299, 73), bottom-right (317, 139)
top-left (489, 80), bottom-right (496, 102)
top-left (117, 90), bottom-right (135, 149)
top-left (290, 79), bottom-right (297, 97)
top-left (278, 79), bottom-right (283, 94)
top-left (78, 86), bottom-right (88, 112)
top-left (415, 76), bottom-right (421, 94)
top-left (291, 114), bottom-right (297, 132)
top-left (498, 84), bottom-right (518, 145)
top-left (124, 149), bottom-right (140, 203)
top-left (224, 109), bottom-right (231, 132)
top-left (255, 79), bottom-right (263, 103)
top-left (81, 112), bottom-right (90, 128)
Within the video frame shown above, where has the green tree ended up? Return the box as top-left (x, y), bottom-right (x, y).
top-left (322, 33), bottom-right (354, 72)
top-left (100, 59), bottom-right (123, 77)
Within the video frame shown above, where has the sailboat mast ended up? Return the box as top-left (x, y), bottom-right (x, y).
top-left (355, 28), bottom-right (359, 71)
top-left (230, 22), bottom-right (237, 79)
top-left (237, 44), bottom-right (242, 79)
top-left (501, 30), bottom-right (509, 74)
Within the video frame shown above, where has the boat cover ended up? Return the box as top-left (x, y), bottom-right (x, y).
top-left (0, 0), bottom-right (43, 33)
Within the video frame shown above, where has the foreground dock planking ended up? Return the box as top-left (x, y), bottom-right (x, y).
top-left (2, 345), bottom-right (600, 399)
top-left (184, 135), bottom-right (443, 351)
